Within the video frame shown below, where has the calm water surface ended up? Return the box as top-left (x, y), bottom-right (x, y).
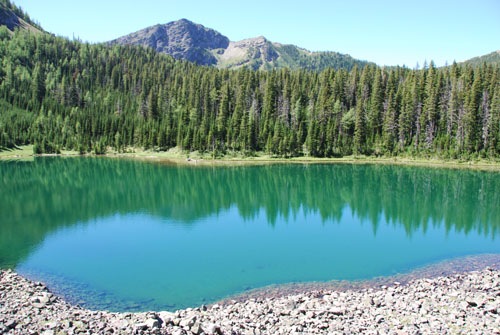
top-left (1, 157), bottom-right (500, 311)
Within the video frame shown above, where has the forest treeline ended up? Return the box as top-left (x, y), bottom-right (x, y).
top-left (0, 27), bottom-right (499, 158)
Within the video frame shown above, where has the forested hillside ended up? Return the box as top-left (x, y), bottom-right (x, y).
top-left (462, 51), bottom-right (500, 68)
top-left (0, 28), bottom-right (499, 159)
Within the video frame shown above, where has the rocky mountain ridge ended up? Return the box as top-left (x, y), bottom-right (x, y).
top-left (110, 19), bottom-right (370, 71)
top-left (110, 19), bottom-right (229, 66)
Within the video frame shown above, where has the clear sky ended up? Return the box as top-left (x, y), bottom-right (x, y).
top-left (14, 0), bottom-right (500, 67)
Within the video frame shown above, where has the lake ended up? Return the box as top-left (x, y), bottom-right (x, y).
top-left (1, 157), bottom-right (500, 312)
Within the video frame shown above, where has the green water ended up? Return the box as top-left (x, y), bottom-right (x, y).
top-left (1, 157), bottom-right (500, 311)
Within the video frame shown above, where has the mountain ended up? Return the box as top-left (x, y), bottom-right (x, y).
top-left (0, 0), bottom-right (42, 33)
top-left (109, 19), bottom-right (229, 66)
top-left (110, 19), bottom-right (370, 71)
top-left (461, 50), bottom-right (500, 67)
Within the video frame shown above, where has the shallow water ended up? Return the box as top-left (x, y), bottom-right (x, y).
top-left (1, 157), bottom-right (500, 311)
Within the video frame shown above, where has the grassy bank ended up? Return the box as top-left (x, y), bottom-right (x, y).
top-left (2, 145), bottom-right (500, 171)
top-left (0, 145), bottom-right (79, 161)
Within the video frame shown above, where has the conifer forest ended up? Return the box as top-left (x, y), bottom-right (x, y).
top-left (0, 27), bottom-right (499, 159)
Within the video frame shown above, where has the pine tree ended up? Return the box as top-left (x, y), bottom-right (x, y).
top-left (262, 72), bottom-right (277, 143)
top-left (488, 89), bottom-right (500, 155)
top-left (32, 62), bottom-right (46, 104)
top-left (69, 80), bottom-right (80, 107)
top-left (353, 102), bottom-right (366, 155)
top-left (464, 71), bottom-right (482, 153)
top-left (368, 68), bottom-right (384, 140)
top-left (398, 76), bottom-right (416, 149)
top-left (216, 83), bottom-right (230, 150)
top-left (147, 89), bottom-right (158, 120)
top-left (382, 92), bottom-right (397, 153)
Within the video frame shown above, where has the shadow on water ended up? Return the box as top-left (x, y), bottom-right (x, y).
top-left (1, 157), bottom-right (500, 269)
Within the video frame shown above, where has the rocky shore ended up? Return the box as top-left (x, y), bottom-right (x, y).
top-left (1, 268), bottom-right (500, 335)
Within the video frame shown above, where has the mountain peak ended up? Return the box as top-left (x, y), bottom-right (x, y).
top-left (170, 18), bottom-right (198, 28)
top-left (252, 36), bottom-right (267, 43)
top-left (109, 19), bottom-right (370, 71)
top-left (110, 19), bottom-right (229, 66)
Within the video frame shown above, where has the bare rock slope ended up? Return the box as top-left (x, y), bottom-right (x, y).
top-left (110, 19), bottom-right (229, 66)
top-left (0, 2), bottom-right (42, 33)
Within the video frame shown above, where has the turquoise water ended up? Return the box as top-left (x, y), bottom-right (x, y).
top-left (1, 157), bottom-right (500, 311)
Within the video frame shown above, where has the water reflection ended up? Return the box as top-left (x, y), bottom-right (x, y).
top-left (1, 157), bottom-right (499, 270)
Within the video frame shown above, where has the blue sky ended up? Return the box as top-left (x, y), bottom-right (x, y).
top-left (15, 0), bottom-right (500, 67)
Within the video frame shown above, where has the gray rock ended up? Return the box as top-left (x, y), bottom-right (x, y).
top-left (190, 322), bottom-right (203, 335)
top-left (45, 321), bottom-right (58, 329)
top-left (484, 303), bottom-right (499, 314)
top-left (158, 311), bottom-right (175, 325)
top-left (134, 322), bottom-right (148, 331)
top-left (60, 320), bottom-right (72, 328)
top-left (4, 320), bottom-right (16, 329)
top-left (39, 293), bottom-right (52, 304)
top-left (179, 315), bottom-right (197, 328)
top-left (466, 296), bottom-right (484, 307)
top-left (329, 307), bottom-right (345, 316)
top-left (145, 318), bottom-right (160, 329)
top-left (111, 319), bottom-right (129, 329)
top-left (205, 323), bottom-right (222, 335)
top-left (172, 327), bottom-right (186, 335)
top-left (375, 315), bottom-right (384, 324)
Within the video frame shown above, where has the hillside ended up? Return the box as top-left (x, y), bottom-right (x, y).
top-left (0, 0), bottom-right (42, 33)
top-left (110, 19), bottom-right (370, 71)
top-left (212, 35), bottom-right (367, 71)
top-left (462, 50), bottom-right (500, 67)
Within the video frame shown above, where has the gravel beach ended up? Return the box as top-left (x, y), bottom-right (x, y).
top-left (1, 266), bottom-right (500, 335)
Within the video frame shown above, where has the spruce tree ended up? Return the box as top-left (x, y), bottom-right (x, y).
top-left (464, 72), bottom-right (482, 153)
top-left (32, 62), bottom-right (46, 104)
top-left (353, 102), bottom-right (366, 155)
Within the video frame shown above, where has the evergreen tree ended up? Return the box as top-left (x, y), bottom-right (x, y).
top-left (31, 62), bottom-right (45, 104)
top-left (464, 71), bottom-right (482, 152)
top-left (353, 102), bottom-right (366, 154)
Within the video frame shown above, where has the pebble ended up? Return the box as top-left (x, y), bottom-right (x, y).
top-left (1, 268), bottom-right (500, 334)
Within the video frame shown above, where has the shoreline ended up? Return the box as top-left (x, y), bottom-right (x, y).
top-left (219, 254), bottom-right (500, 305)
top-left (1, 145), bottom-right (500, 171)
top-left (1, 255), bottom-right (500, 334)
top-left (17, 254), bottom-right (500, 314)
